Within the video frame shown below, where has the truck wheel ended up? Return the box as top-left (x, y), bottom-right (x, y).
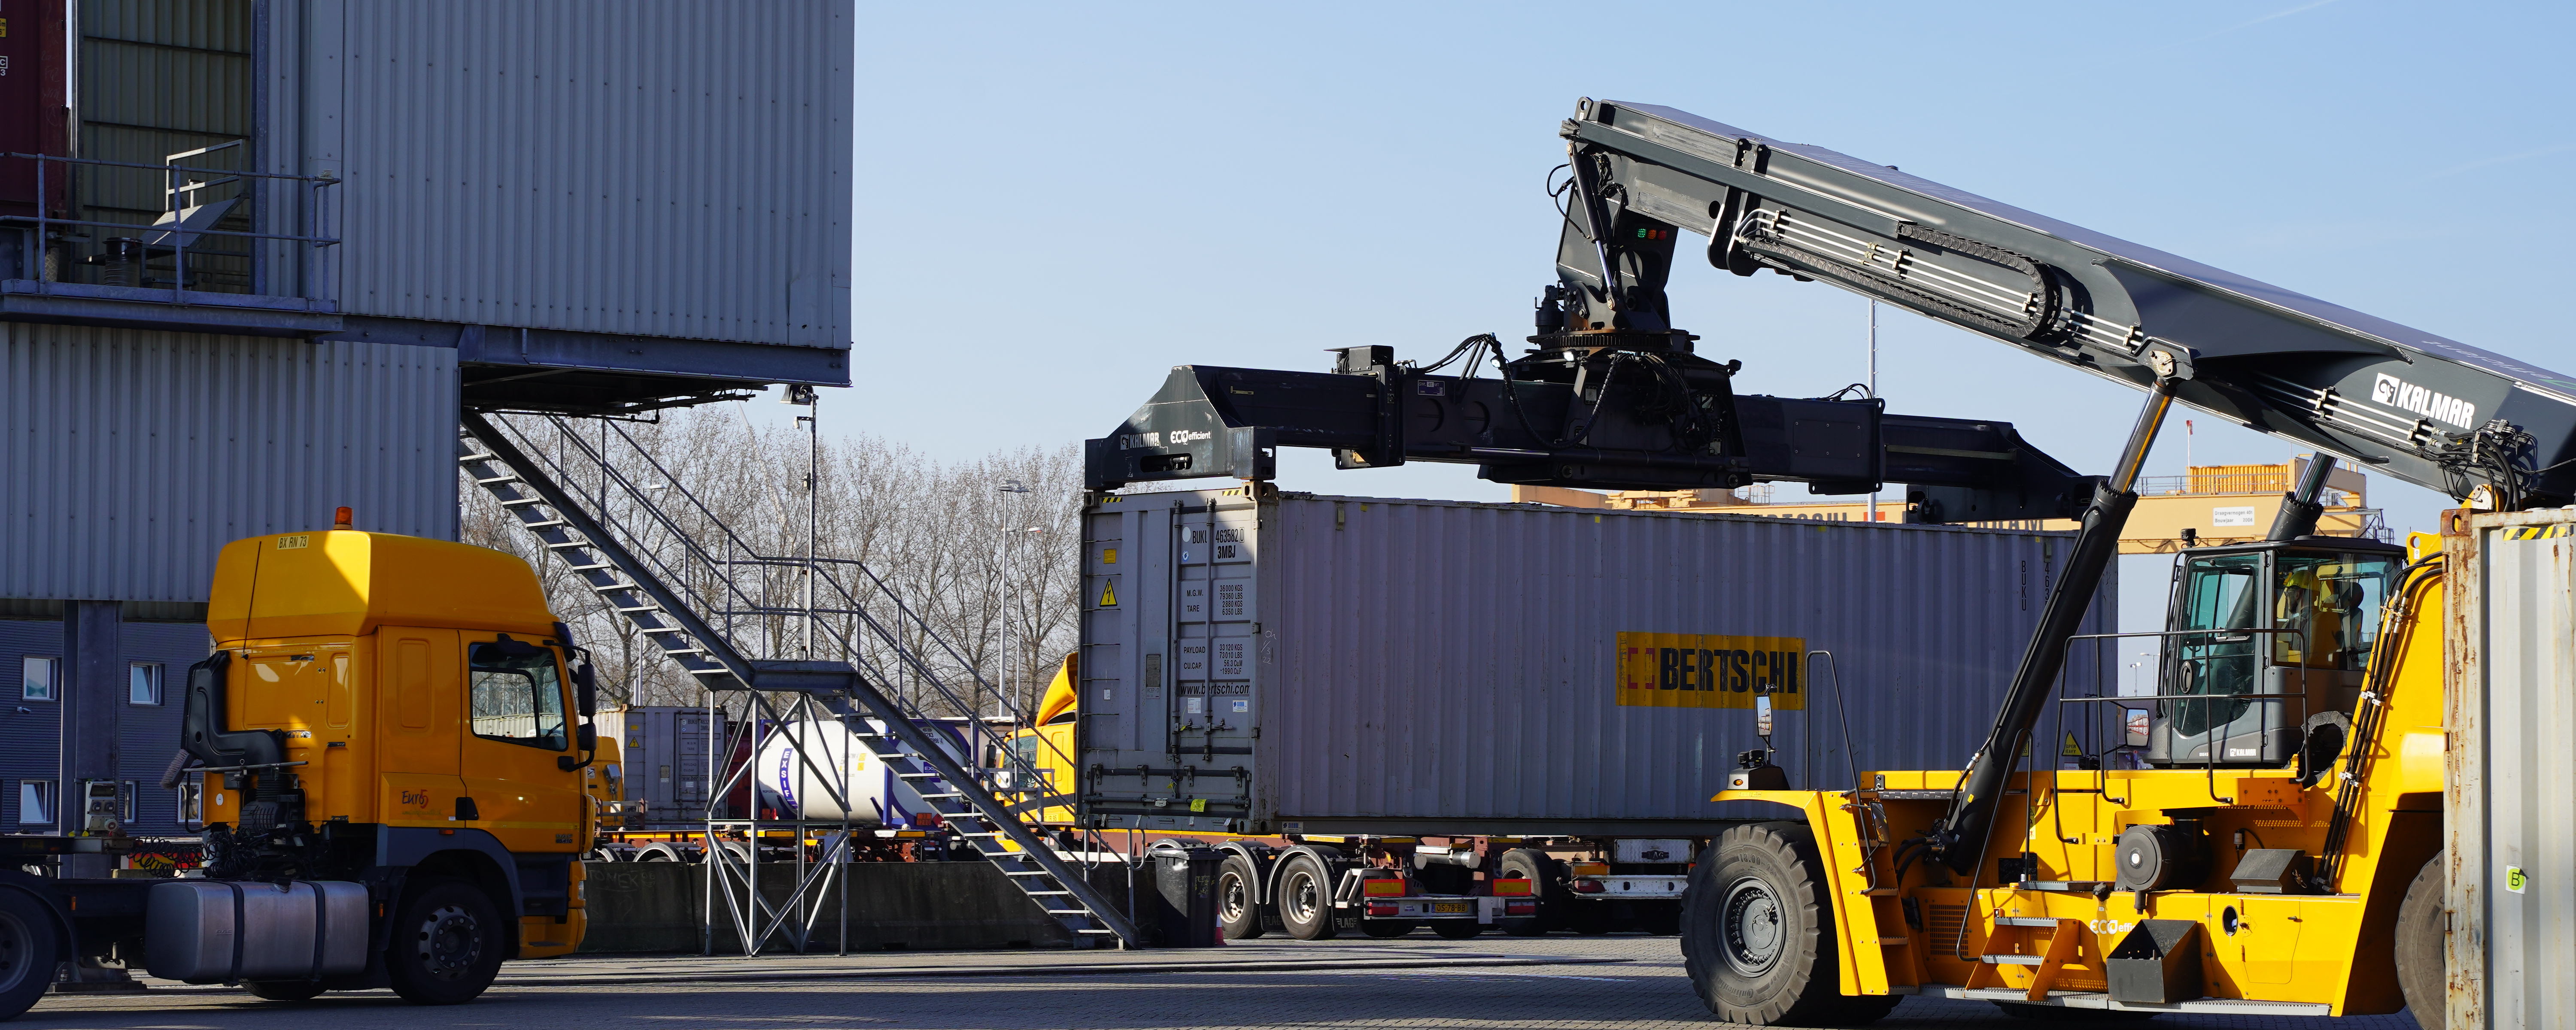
top-left (1431, 920), bottom-right (1484, 940)
top-left (1681, 822), bottom-right (1853, 1026)
top-left (244, 981), bottom-right (328, 1001)
top-left (1218, 854), bottom-right (1266, 940)
top-left (1275, 853), bottom-right (1339, 940)
top-left (1495, 848), bottom-right (1555, 936)
top-left (385, 878), bottom-right (505, 1006)
top-left (2396, 854), bottom-right (2444, 1026)
top-left (1361, 921), bottom-right (1417, 938)
top-left (0, 889), bottom-right (58, 1021)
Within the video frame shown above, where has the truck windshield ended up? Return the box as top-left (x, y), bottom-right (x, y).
top-left (468, 642), bottom-right (568, 750)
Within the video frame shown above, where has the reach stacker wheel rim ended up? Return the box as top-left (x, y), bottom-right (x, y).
top-left (1719, 876), bottom-right (1786, 977)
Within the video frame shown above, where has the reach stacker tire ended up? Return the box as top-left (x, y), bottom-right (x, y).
top-left (2396, 855), bottom-right (2444, 1027)
top-left (386, 878), bottom-right (506, 1006)
top-left (1683, 822), bottom-right (1879, 1027)
top-left (1276, 854), bottom-right (1339, 941)
top-left (1218, 854), bottom-right (1267, 940)
top-left (0, 889), bottom-right (57, 1021)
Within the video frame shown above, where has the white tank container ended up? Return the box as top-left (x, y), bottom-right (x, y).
top-left (752, 718), bottom-right (982, 825)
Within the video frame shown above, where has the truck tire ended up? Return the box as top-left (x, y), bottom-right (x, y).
top-left (1218, 854), bottom-right (1266, 940)
top-left (1681, 822), bottom-right (1856, 1026)
top-left (385, 877), bottom-right (505, 1006)
top-left (0, 888), bottom-right (58, 1021)
top-left (1431, 920), bottom-right (1483, 940)
top-left (2396, 854), bottom-right (2444, 1026)
top-left (1495, 848), bottom-right (1555, 937)
top-left (1275, 853), bottom-right (1339, 941)
top-left (244, 980), bottom-right (328, 1001)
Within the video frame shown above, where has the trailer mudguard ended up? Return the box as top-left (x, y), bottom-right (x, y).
top-left (1712, 789), bottom-right (1894, 999)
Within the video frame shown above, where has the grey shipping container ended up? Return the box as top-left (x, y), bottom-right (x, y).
top-left (1076, 487), bottom-right (2115, 836)
top-left (2445, 508), bottom-right (2576, 1030)
top-left (608, 706), bottom-right (724, 828)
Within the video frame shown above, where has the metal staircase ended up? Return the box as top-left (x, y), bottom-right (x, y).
top-left (457, 411), bottom-right (1139, 949)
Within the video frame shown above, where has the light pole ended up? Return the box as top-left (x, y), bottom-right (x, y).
top-left (996, 479), bottom-right (1031, 718)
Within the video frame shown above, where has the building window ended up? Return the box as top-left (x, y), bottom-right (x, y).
top-left (17, 781), bottom-right (53, 827)
top-left (21, 656), bottom-right (57, 701)
top-left (129, 663), bottom-right (163, 706)
top-left (176, 782), bottom-right (204, 828)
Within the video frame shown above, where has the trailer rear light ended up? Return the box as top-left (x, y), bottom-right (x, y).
top-left (1491, 878), bottom-right (1532, 897)
top-left (1367, 901), bottom-right (1399, 917)
top-left (1571, 862), bottom-right (1610, 876)
top-left (1361, 879), bottom-right (1406, 897)
top-left (1572, 880), bottom-right (1606, 894)
top-left (1505, 900), bottom-right (1537, 916)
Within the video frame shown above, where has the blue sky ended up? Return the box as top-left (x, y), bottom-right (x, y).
top-left (841, 0), bottom-right (2574, 634)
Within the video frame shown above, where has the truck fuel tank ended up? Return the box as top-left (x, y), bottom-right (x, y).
top-left (144, 880), bottom-right (368, 983)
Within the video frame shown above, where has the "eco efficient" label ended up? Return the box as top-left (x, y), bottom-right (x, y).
top-left (1615, 632), bottom-right (1806, 710)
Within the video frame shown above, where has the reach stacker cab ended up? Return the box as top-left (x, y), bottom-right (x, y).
top-left (0, 518), bottom-right (598, 1019)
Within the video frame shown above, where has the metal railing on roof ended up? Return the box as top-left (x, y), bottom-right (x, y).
top-left (2, 147), bottom-right (340, 304)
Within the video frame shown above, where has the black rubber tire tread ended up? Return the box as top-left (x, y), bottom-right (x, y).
top-left (1993, 1001), bottom-right (2155, 1021)
top-left (1681, 821), bottom-right (1853, 1026)
top-left (244, 980), bottom-right (329, 1001)
top-left (1431, 920), bottom-right (1484, 939)
top-left (2395, 854), bottom-right (2444, 1027)
top-left (1217, 854), bottom-right (1266, 940)
top-left (385, 877), bottom-right (506, 1006)
top-left (1360, 921), bottom-right (1416, 939)
top-left (1275, 853), bottom-right (1339, 941)
top-left (0, 888), bottom-right (59, 1022)
top-left (1495, 848), bottom-right (1554, 937)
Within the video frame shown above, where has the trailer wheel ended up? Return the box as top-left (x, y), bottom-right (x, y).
top-left (1275, 853), bottom-right (1339, 940)
top-left (385, 877), bottom-right (505, 1006)
top-left (2396, 854), bottom-right (2444, 1026)
top-left (1431, 920), bottom-right (1483, 940)
top-left (1361, 921), bottom-right (1417, 938)
top-left (0, 889), bottom-right (58, 1021)
top-left (1217, 854), bottom-right (1266, 940)
top-left (1682, 822), bottom-right (1855, 1026)
top-left (244, 981), bottom-right (328, 1001)
top-left (1495, 848), bottom-right (1555, 936)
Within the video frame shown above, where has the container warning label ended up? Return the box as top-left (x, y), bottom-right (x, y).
top-left (1615, 633), bottom-right (1805, 709)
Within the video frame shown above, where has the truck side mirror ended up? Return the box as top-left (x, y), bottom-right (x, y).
top-left (578, 723), bottom-right (598, 753)
top-left (2124, 709), bottom-right (2152, 748)
top-left (1755, 693), bottom-right (1774, 740)
top-left (575, 663), bottom-right (597, 717)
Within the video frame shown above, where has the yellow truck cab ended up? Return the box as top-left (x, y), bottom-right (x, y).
top-left (180, 527), bottom-right (599, 1000)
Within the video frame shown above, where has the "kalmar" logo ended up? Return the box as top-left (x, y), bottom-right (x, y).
top-left (2370, 373), bottom-right (2476, 430)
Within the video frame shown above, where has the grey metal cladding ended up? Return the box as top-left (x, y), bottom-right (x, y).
top-left (287, 0), bottom-right (854, 348)
top-left (0, 324), bottom-right (457, 605)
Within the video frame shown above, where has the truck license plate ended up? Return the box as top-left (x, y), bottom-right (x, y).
top-left (1431, 902), bottom-right (1469, 914)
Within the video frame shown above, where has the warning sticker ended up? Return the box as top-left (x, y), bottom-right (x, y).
top-left (1615, 632), bottom-right (1805, 710)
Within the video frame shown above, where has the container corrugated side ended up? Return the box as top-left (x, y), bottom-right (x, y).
top-left (2447, 509), bottom-right (2576, 1029)
top-left (0, 324), bottom-right (457, 609)
top-left (1078, 489), bottom-right (2113, 834)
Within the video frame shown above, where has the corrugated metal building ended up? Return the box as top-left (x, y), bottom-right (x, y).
top-left (0, 0), bottom-right (854, 848)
